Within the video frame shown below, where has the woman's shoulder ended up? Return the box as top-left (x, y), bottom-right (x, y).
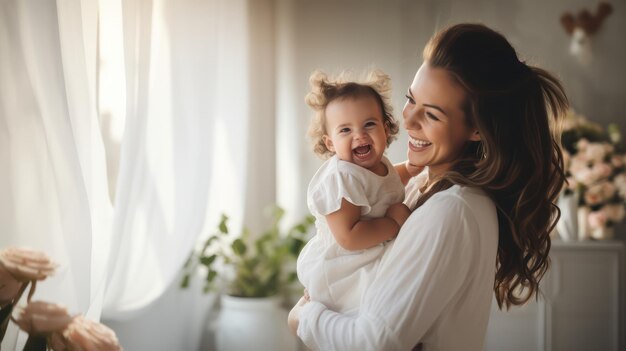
top-left (430, 184), bottom-right (492, 208)
top-left (416, 185), bottom-right (497, 229)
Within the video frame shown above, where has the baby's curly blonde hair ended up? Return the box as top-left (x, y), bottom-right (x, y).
top-left (306, 69), bottom-right (400, 159)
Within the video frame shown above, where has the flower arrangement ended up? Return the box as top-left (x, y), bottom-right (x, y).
top-left (180, 206), bottom-right (315, 298)
top-left (560, 110), bottom-right (626, 239)
top-left (0, 247), bottom-right (122, 351)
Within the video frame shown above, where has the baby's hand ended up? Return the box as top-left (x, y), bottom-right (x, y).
top-left (385, 203), bottom-right (411, 228)
top-left (303, 288), bottom-right (310, 302)
top-left (405, 160), bottom-right (424, 177)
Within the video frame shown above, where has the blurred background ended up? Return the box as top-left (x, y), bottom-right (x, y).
top-left (1, 0), bottom-right (624, 350)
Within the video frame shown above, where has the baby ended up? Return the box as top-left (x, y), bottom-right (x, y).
top-left (296, 70), bottom-right (418, 314)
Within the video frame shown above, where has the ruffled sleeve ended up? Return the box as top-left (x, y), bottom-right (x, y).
top-left (308, 168), bottom-right (371, 217)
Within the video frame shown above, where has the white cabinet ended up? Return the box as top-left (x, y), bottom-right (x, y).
top-left (485, 240), bottom-right (625, 351)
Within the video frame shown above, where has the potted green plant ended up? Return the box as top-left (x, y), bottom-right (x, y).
top-left (180, 206), bottom-right (314, 351)
top-left (180, 206), bottom-right (314, 297)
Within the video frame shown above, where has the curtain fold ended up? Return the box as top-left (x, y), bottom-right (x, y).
top-left (101, 0), bottom-right (251, 318)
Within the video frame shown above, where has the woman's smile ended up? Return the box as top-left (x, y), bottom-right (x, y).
top-left (408, 136), bottom-right (432, 151)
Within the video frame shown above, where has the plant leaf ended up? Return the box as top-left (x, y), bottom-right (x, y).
top-left (219, 214), bottom-right (229, 234)
top-left (287, 271), bottom-right (298, 283)
top-left (207, 269), bottom-right (217, 282)
top-left (200, 254), bottom-right (217, 267)
top-left (180, 274), bottom-right (191, 289)
top-left (232, 238), bottom-right (247, 256)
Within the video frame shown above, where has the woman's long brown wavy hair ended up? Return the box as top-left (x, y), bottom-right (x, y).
top-left (415, 24), bottom-right (568, 309)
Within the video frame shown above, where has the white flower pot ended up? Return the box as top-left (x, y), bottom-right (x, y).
top-left (557, 193), bottom-right (579, 241)
top-left (215, 295), bottom-right (297, 351)
top-left (577, 207), bottom-right (592, 241)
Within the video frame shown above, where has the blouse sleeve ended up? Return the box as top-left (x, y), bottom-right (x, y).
top-left (297, 192), bottom-right (479, 350)
top-left (309, 169), bottom-right (371, 216)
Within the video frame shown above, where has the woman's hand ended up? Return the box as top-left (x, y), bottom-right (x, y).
top-left (405, 161), bottom-right (424, 178)
top-left (288, 295), bottom-right (309, 336)
top-left (394, 161), bottom-right (425, 185)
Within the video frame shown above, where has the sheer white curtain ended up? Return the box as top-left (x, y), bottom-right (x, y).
top-left (0, 0), bottom-right (110, 348)
top-left (1, 0), bottom-right (266, 349)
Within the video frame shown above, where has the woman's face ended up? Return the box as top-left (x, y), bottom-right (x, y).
top-left (402, 63), bottom-right (480, 177)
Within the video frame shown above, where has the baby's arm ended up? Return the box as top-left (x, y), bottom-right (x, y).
top-left (326, 199), bottom-right (399, 251)
top-left (394, 161), bottom-right (424, 185)
top-left (385, 202), bottom-right (411, 228)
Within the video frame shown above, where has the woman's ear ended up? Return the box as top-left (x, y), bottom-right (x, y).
top-left (323, 135), bottom-right (335, 152)
top-left (468, 130), bottom-right (481, 142)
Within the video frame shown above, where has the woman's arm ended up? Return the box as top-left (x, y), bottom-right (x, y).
top-left (297, 193), bottom-right (480, 350)
top-left (326, 198), bottom-right (400, 251)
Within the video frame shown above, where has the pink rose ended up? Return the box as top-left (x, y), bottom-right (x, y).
top-left (588, 210), bottom-right (608, 229)
top-left (591, 162), bottom-right (613, 181)
top-left (584, 189), bottom-right (603, 206)
top-left (570, 154), bottom-right (589, 172)
top-left (13, 301), bottom-right (74, 335)
top-left (0, 247), bottom-right (57, 282)
top-left (584, 181), bottom-right (616, 205)
top-left (611, 155), bottom-right (624, 168)
top-left (64, 316), bottom-right (123, 351)
top-left (604, 204), bottom-right (625, 222)
top-left (600, 181), bottom-right (617, 200)
top-left (585, 143), bottom-right (607, 164)
top-left (574, 167), bottom-right (595, 186)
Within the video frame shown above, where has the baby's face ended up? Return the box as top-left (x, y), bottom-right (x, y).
top-left (323, 96), bottom-right (388, 173)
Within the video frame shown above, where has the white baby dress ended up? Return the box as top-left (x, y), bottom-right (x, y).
top-left (296, 155), bottom-right (405, 314)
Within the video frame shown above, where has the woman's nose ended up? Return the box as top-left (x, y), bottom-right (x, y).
top-left (403, 107), bottom-right (421, 130)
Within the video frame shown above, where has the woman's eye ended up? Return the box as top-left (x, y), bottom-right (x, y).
top-left (426, 112), bottom-right (440, 121)
top-left (405, 94), bottom-right (415, 104)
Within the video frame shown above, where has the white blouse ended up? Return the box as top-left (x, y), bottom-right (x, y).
top-left (297, 155), bottom-right (405, 314)
top-left (297, 180), bottom-right (499, 351)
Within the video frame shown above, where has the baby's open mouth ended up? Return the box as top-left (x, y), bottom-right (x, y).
top-left (353, 144), bottom-right (372, 158)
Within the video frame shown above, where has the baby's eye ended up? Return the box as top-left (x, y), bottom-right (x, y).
top-left (365, 121), bottom-right (377, 128)
top-left (340, 127), bottom-right (351, 133)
